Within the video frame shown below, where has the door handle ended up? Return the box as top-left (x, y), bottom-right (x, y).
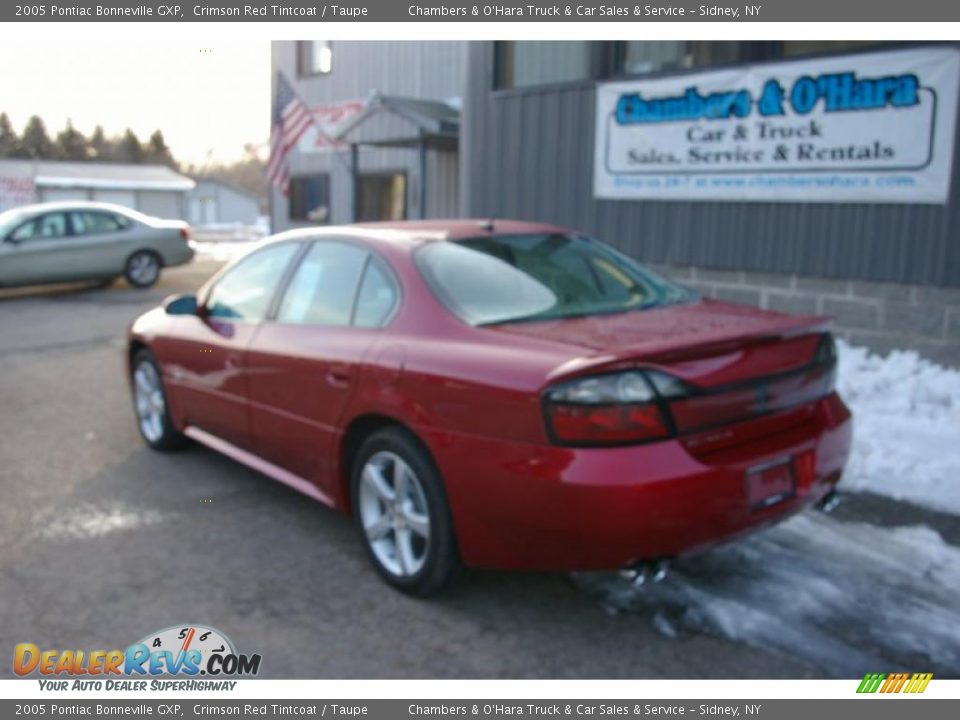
top-left (325, 368), bottom-right (352, 389)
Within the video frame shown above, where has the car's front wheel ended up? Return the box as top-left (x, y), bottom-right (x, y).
top-left (351, 428), bottom-right (462, 596)
top-left (125, 250), bottom-right (162, 288)
top-left (131, 350), bottom-right (186, 451)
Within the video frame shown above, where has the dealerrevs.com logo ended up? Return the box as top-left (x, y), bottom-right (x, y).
top-left (14, 624), bottom-right (261, 690)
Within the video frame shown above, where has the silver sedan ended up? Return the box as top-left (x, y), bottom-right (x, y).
top-left (0, 201), bottom-right (195, 289)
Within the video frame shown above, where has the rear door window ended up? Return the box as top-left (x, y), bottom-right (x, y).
top-left (354, 259), bottom-right (399, 328)
top-left (70, 211), bottom-right (128, 235)
top-left (276, 241), bottom-right (369, 326)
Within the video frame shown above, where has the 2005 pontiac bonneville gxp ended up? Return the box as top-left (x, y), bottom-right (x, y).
top-left (127, 220), bottom-right (852, 595)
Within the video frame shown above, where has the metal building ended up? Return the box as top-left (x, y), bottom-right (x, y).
top-left (270, 41), bottom-right (465, 231)
top-left (275, 41), bottom-right (960, 366)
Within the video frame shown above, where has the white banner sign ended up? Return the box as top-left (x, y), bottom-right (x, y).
top-left (298, 99), bottom-right (367, 152)
top-left (594, 47), bottom-right (960, 204)
top-left (0, 175), bottom-right (36, 212)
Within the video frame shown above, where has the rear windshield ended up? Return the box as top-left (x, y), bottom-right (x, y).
top-left (414, 233), bottom-right (694, 326)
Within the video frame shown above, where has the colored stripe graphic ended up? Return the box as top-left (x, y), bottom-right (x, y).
top-left (857, 672), bottom-right (932, 693)
top-left (857, 673), bottom-right (886, 693)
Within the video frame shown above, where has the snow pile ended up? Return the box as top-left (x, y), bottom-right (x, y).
top-left (189, 239), bottom-right (259, 262)
top-left (836, 340), bottom-right (960, 515)
top-left (574, 513), bottom-right (960, 676)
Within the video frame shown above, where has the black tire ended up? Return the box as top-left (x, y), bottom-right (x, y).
top-left (350, 427), bottom-right (462, 597)
top-left (124, 250), bottom-right (162, 288)
top-left (130, 349), bottom-right (187, 451)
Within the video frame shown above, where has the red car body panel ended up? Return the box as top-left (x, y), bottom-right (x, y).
top-left (128, 220), bottom-right (853, 571)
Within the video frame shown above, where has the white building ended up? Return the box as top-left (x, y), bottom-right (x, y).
top-left (188, 177), bottom-right (263, 226)
top-left (0, 159), bottom-right (195, 219)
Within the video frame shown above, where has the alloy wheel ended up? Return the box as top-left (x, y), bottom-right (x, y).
top-left (358, 450), bottom-right (432, 578)
top-left (133, 361), bottom-right (166, 443)
top-left (128, 252), bottom-right (160, 286)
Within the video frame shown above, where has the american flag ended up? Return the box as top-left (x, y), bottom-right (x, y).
top-left (266, 73), bottom-right (315, 195)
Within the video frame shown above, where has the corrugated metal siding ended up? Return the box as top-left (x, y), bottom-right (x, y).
top-left (272, 41), bottom-right (465, 231)
top-left (461, 43), bottom-right (960, 287)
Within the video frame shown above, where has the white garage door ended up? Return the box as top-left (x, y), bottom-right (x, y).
top-left (40, 188), bottom-right (89, 203)
top-left (138, 191), bottom-right (183, 220)
top-left (91, 190), bottom-right (137, 211)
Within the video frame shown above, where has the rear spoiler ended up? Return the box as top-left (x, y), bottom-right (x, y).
top-left (547, 314), bottom-right (831, 383)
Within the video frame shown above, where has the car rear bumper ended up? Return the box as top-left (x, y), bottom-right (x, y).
top-left (161, 242), bottom-right (195, 268)
top-left (419, 393), bottom-right (852, 571)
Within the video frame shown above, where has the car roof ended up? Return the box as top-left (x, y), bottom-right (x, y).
top-left (5, 200), bottom-right (146, 217)
top-left (267, 218), bottom-right (575, 251)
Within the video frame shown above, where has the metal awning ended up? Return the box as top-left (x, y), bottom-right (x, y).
top-left (332, 93), bottom-right (459, 150)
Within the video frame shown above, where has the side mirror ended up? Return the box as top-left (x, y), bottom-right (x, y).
top-left (163, 293), bottom-right (199, 316)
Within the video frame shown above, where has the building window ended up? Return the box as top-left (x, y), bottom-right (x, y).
top-left (494, 41), bottom-right (593, 89)
top-left (777, 41), bottom-right (889, 59)
top-left (614, 41), bottom-right (895, 77)
top-left (617, 42), bottom-right (769, 76)
top-left (297, 41), bottom-right (333, 76)
top-left (289, 175), bottom-right (331, 223)
top-left (357, 172), bottom-right (406, 222)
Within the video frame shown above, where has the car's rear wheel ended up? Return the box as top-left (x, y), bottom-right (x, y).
top-left (131, 350), bottom-right (185, 451)
top-left (351, 428), bottom-right (461, 596)
top-left (125, 250), bottom-right (161, 288)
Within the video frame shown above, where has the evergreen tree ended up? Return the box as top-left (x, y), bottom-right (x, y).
top-left (145, 129), bottom-right (175, 167)
top-left (116, 128), bottom-right (145, 163)
top-left (19, 115), bottom-right (54, 158)
top-left (55, 120), bottom-right (90, 161)
top-left (89, 125), bottom-right (112, 161)
top-left (0, 113), bottom-right (17, 158)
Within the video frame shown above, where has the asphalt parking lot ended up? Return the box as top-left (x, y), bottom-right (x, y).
top-left (1, 259), bottom-right (958, 679)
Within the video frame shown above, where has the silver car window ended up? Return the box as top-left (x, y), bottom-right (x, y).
top-left (71, 211), bottom-right (126, 235)
top-left (10, 213), bottom-right (69, 241)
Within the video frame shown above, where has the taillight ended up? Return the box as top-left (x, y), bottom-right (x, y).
top-left (180, 226), bottom-right (190, 241)
top-left (814, 333), bottom-right (837, 394)
top-left (544, 371), bottom-right (671, 446)
top-left (543, 332), bottom-right (838, 447)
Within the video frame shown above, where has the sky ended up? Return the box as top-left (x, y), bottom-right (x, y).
top-left (0, 42), bottom-right (271, 166)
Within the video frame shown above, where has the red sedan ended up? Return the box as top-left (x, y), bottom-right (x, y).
top-left (127, 220), bottom-right (852, 595)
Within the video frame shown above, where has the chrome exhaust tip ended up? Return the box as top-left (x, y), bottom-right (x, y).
top-left (817, 491), bottom-right (841, 514)
top-left (619, 564), bottom-right (648, 587)
top-left (620, 559), bottom-right (670, 587)
top-left (651, 559), bottom-right (670, 583)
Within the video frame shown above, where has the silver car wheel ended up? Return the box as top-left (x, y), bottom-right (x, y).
top-left (358, 451), bottom-right (432, 578)
top-left (133, 361), bottom-right (166, 443)
top-left (128, 252), bottom-right (160, 286)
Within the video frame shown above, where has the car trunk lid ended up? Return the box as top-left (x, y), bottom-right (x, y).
top-left (491, 299), bottom-right (836, 452)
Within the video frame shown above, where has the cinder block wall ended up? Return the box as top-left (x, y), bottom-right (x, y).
top-left (650, 265), bottom-right (960, 368)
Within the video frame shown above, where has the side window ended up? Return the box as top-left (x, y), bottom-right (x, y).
top-left (11, 213), bottom-right (68, 241)
top-left (354, 260), bottom-right (398, 328)
top-left (71, 211), bottom-right (126, 235)
top-left (205, 243), bottom-right (299, 322)
top-left (276, 242), bottom-right (368, 326)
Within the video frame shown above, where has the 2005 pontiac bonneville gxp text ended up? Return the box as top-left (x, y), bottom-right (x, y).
top-left (127, 220), bottom-right (852, 595)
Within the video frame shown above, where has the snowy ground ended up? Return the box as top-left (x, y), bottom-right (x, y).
top-left (836, 341), bottom-right (960, 515)
top-left (574, 512), bottom-right (960, 676)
